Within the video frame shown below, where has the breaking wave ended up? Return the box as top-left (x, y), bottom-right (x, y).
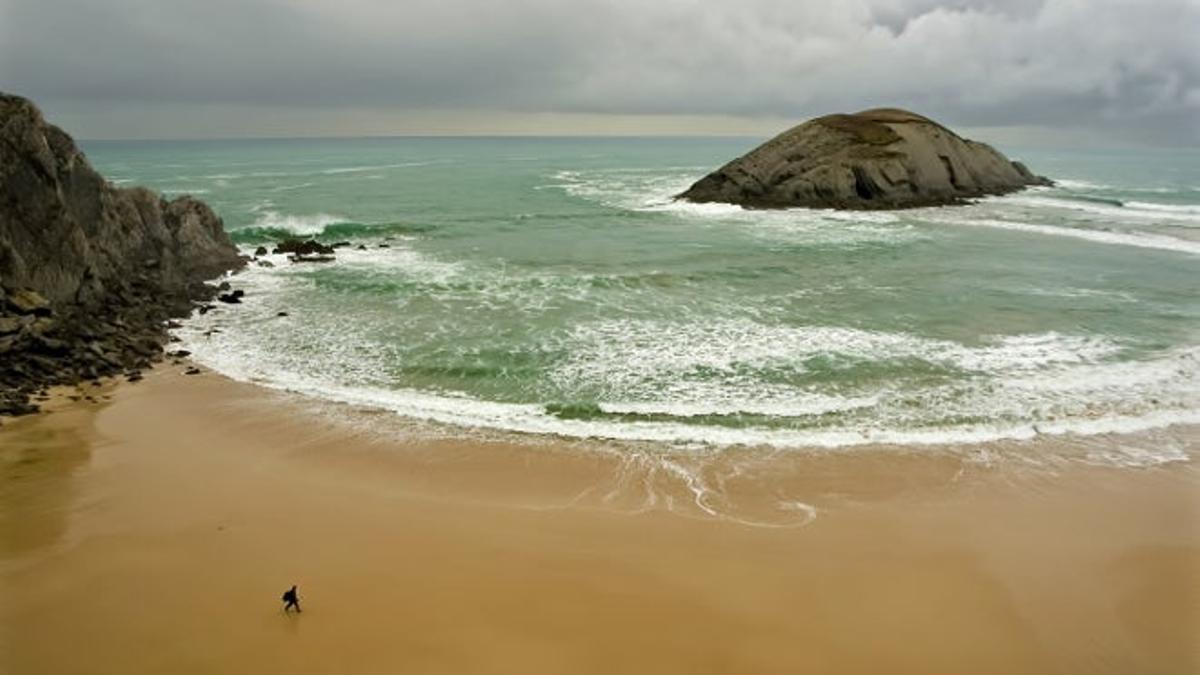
top-left (230, 211), bottom-right (436, 243)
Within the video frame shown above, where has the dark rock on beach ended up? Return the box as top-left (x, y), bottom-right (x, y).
top-left (0, 92), bottom-right (245, 417)
top-left (678, 108), bottom-right (1051, 210)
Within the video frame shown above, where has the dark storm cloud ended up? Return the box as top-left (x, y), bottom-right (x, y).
top-left (1, 0), bottom-right (1197, 141)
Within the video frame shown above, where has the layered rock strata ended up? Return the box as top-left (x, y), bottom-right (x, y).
top-left (678, 108), bottom-right (1051, 209)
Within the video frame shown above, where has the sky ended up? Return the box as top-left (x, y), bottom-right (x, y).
top-left (1, 0), bottom-right (1197, 144)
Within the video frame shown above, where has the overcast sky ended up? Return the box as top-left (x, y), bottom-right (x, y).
top-left (2, 0), bottom-right (1197, 144)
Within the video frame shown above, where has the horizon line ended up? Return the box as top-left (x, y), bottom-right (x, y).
top-left (73, 133), bottom-right (1200, 152)
top-left (78, 132), bottom-right (774, 143)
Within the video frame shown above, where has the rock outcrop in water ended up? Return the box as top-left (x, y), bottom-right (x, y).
top-left (678, 108), bottom-right (1051, 210)
top-left (0, 92), bottom-right (245, 416)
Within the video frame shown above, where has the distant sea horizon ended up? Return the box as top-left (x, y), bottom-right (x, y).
top-left (80, 134), bottom-right (1200, 151)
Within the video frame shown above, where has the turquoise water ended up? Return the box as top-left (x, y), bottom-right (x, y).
top-left (84, 138), bottom-right (1200, 451)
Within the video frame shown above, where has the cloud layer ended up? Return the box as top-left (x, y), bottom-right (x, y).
top-left (2, 0), bottom-right (1197, 141)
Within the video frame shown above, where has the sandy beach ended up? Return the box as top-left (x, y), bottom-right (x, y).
top-left (2, 367), bottom-right (1198, 674)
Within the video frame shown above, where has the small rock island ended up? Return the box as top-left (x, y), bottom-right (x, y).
top-left (678, 108), bottom-right (1051, 210)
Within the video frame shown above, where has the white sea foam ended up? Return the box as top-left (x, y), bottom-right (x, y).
top-left (175, 297), bottom-right (1199, 467)
top-left (203, 171), bottom-right (295, 180)
top-left (553, 320), bottom-right (1120, 391)
top-left (1019, 286), bottom-right (1137, 302)
top-left (547, 168), bottom-right (923, 247)
top-left (171, 331), bottom-right (1200, 461)
top-left (321, 161), bottom-right (434, 175)
top-left (1001, 195), bottom-right (1200, 224)
top-left (550, 168), bottom-right (699, 211)
top-left (599, 393), bottom-right (880, 418)
top-left (1124, 201), bottom-right (1200, 216)
top-left (270, 182), bottom-right (315, 192)
top-left (1055, 178), bottom-right (1111, 190)
top-left (1055, 178), bottom-right (1189, 194)
top-left (333, 245), bottom-right (465, 284)
top-left (243, 210), bottom-right (348, 236)
top-left (926, 215), bottom-right (1200, 256)
top-left (160, 187), bottom-right (211, 195)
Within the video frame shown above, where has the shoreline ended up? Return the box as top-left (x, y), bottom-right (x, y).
top-left (172, 242), bottom-right (1200, 455)
top-left (3, 365), bottom-right (1198, 673)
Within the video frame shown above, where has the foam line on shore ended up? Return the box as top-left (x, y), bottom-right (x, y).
top-left (927, 216), bottom-right (1200, 255)
top-left (174, 325), bottom-right (1200, 463)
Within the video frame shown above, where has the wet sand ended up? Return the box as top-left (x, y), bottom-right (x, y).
top-left (2, 367), bottom-right (1198, 674)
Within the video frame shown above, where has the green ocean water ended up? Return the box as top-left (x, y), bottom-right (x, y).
top-left (83, 137), bottom-right (1200, 453)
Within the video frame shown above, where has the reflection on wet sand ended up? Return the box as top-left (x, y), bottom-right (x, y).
top-left (0, 405), bottom-right (94, 561)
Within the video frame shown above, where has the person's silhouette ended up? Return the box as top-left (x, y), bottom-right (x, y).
top-left (281, 585), bottom-right (301, 613)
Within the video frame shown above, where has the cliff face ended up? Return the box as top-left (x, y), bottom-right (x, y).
top-left (678, 108), bottom-right (1051, 210)
top-left (0, 93), bottom-right (245, 415)
top-left (0, 94), bottom-right (243, 307)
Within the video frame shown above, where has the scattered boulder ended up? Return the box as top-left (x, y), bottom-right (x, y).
top-left (217, 293), bottom-right (241, 304)
top-left (6, 288), bottom-right (52, 316)
top-left (31, 334), bottom-right (69, 355)
top-left (254, 246), bottom-right (269, 256)
top-left (273, 239), bottom-right (334, 256)
top-left (678, 108), bottom-right (1052, 210)
top-left (27, 316), bottom-right (56, 335)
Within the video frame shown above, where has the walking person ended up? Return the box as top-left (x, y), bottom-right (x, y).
top-left (281, 585), bottom-right (301, 613)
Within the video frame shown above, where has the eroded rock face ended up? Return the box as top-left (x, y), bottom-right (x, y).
top-left (0, 93), bottom-right (244, 306)
top-left (678, 108), bottom-right (1051, 210)
top-left (0, 93), bottom-right (246, 415)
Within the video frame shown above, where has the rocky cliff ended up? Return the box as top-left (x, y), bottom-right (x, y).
top-left (678, 108), bottom-right (1051, 210)
top-left (1, 93), bottom-right (245, 415)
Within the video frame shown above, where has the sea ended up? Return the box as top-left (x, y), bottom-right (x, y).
top-left (82, 137), bottom-right (1200, 463)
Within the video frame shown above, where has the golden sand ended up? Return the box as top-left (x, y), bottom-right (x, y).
top-left (2, 367), bottom-right (1198, 674)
